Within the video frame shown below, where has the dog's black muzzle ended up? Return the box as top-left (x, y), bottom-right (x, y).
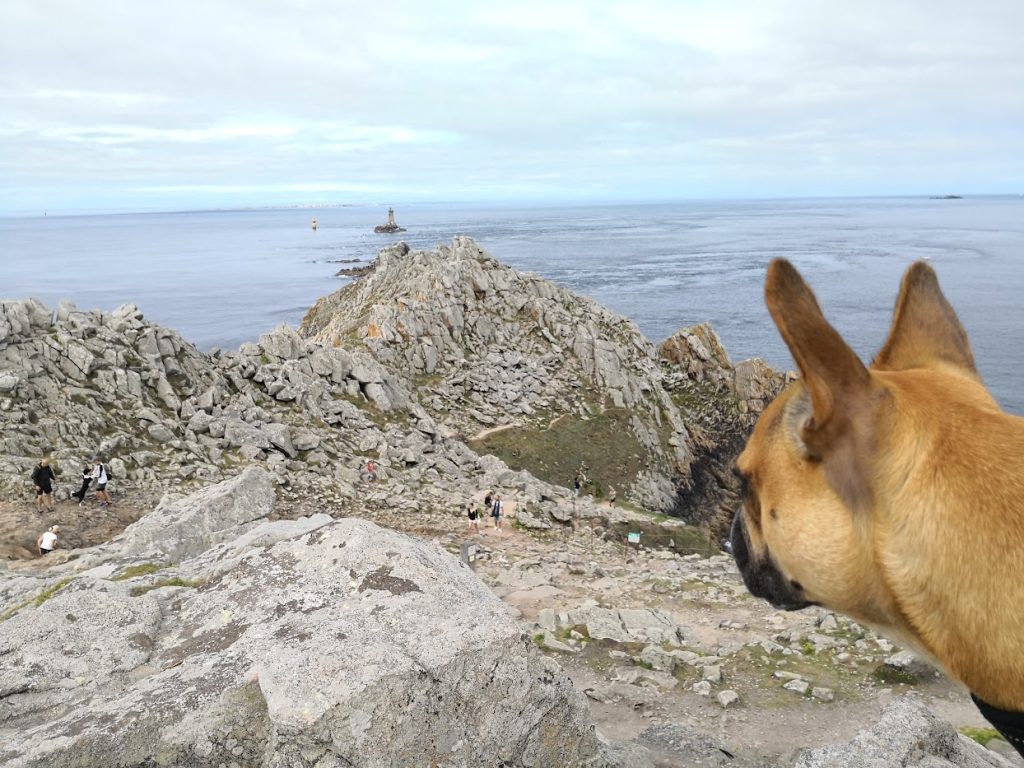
top-left (730, 510), bottom-right (813, 612)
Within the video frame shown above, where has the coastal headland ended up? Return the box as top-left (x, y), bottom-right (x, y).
top-left (0, 238), bottom-right (1016, 766)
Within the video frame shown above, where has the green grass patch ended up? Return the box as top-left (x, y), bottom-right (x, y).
top-left (1, 578), bottom-right (74, 621)
top-left (113, 562), bottom-right (167, 581)
top-left (130, 577), bottom-right (203, 597)
top-left (870, 665), bottom-right (918, 685)
top-left (960, 727), bottom-right (1003, 746)
top-left (472, 407), bottom-right (647, 497)
top-left (532, 632), bottom-right (546, 649)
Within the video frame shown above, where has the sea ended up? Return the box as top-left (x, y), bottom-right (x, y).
top-left (2, 197), bottom-right (1023, 413)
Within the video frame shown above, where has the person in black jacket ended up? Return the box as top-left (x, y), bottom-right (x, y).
top-left (31, 458), bottom-right (57, 514)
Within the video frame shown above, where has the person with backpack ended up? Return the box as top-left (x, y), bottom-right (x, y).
top-left (91, 458), bottom-right (113, 508)
top-left (490, 494), bottom-right (504, 533)
top-left (31, 458), bottom-right (57, 514)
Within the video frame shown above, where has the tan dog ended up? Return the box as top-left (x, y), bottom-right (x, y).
top-left (730, 259), bottom-right (1024, 748)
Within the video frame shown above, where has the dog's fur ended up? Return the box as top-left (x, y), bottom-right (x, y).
top-left (731, 259), bottom-right (1024, 712)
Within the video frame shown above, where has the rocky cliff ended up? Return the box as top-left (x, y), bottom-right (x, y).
top-left (301, 236), bottom-right (784, 520)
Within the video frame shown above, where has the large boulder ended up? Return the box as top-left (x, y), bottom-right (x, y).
top-left (792, 698), bottom-right (1015, 767)
top-left (0, 518), bottom-right (607, 768)
top-left (108, 466), bottom-right (276, 562)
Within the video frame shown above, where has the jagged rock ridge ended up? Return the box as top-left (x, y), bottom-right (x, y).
top-left (301, 236), bottom-right (785, 521)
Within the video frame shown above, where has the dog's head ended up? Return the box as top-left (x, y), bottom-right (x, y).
top-left (731, 259), bottom-right (983, 625)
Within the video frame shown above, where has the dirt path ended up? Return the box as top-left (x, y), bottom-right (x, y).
top-left (0, 488), bottom-right (159, 568)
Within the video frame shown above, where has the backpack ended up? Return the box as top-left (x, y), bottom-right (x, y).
top-left (101, 463), bottom-right (112, 480)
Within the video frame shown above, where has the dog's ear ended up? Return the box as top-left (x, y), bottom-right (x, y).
top-left (873, 261), bottom-right (977, 377)
top-left (765, 259), bottom-right (876, 511)
top-left (765, 259), bottom-right (872, 437)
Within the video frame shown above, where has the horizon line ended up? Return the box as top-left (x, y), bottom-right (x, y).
top-left (2, 192), bottom-right (1020, 219)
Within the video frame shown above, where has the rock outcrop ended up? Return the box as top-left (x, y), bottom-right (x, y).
top-left (793, 698), bottom-right (1015, 767)
top-left (0, 474), bottom-right (609, 767)
top-left (659, 323), bottom-right (789, 539)
top-left (301, 237), bottom-right (779, 518)
top-left (0, 300), bottom-right (411, 495)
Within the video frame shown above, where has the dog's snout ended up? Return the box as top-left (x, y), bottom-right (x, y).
top-left (730, 507), bottom-right (812, 612)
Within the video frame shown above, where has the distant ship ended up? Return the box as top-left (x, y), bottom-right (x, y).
top-left (929, 195), bottom-right (963, 200)
top-left (374, 207), bottom-right (407, 233)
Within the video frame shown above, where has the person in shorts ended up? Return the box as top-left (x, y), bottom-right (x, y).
top-left (31, 458), bottom-right (57, 514)
top-left (92, 458), bottom-right (113, 508)
top-left (467, 501), bottom-right (480, 533)
top-left (37, 525), bottom-right (59, 556)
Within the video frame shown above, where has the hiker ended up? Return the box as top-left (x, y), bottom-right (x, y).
top-left (37, 525), bottom-right (59, 556)
top-left (484, 490), bottom-right (493, 511)
top-left (491, 494), bottom-right (504, 532)
top-left (91, 458), bottom-right (113, 507)
top-left (466, 501), bottom-right (480, 533)
top-left (607, 485), bottom-right (617, 506)
top-left (573, 476), bottom-right (581, 498)
top-left (366, 459), bottom-right (378, 482)
top-left (72, 464), bottom-right (92, 506)
top-left (31, 458), bottom-right (57, 513)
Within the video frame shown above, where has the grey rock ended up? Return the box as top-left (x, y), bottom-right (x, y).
top-left (702, 664), bottom-right (722, 684)
top-left (187, 411), bottom-right (213, 434)
top-left (292, 428), bottom-right (320, 452)
top-left (639, 645), bottom-right (676, 673)
top-left (793, 698), bottom-right (1015, 767)
top-left (716, 690), bottom-right (739, 708)
top-left (262, 422), bottom-right (296, 458)
top-left (537, 608), bottom-right (557, 632)
top-left (634, 723), bottom-right (746, 767)
top-left (146, 423), bottom-right (176, 443)
top-left (784, 679), bottom-right (810, 695)
top-left (108, 467), bottom-right (275, 562)
top-left (0, 519), bottom-right (605, 768)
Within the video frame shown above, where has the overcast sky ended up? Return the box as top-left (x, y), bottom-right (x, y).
top-left (2, 0), bottom-right (1022, 212)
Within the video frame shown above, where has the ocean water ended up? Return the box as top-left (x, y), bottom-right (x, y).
top-left (2, 197), bottom-right (1023, 413)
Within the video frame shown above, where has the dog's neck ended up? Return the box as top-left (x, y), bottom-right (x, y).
top-left (869, 369), bottom-right (1024, 711)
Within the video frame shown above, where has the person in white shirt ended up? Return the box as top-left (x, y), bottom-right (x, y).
top-left (37, 525), bottom-right (59, 556)
top-left (92, 458), bottom-right (113, 507)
